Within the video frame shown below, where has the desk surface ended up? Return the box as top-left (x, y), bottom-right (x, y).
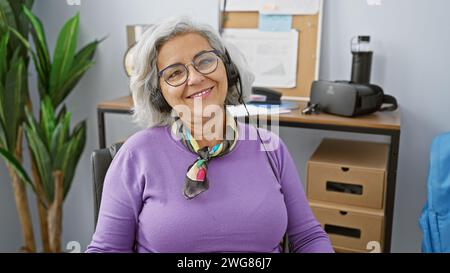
top-left (98, 96), bottom-right (401, 131)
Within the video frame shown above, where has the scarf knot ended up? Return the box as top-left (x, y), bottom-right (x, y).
top-left (171, 113), bottom-right (239, 200)
top-left (197, 146), bottom-right (211, 161)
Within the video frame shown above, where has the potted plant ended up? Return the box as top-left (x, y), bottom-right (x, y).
top-left (0, 3), bottom-right (103, 252)
top-left (0, 0), bottom-right (36, 252)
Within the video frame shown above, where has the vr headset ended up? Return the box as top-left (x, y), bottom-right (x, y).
top-left (307, 80), bottom-right (398, 117)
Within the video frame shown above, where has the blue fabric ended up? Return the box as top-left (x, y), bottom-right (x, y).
top-left (419, 132), bottom-right (450, 252)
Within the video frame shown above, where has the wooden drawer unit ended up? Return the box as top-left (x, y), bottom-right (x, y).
top-left (310, 201), bottom-right (384, 252)
top-left (307, 139), bottom-right (388, 209)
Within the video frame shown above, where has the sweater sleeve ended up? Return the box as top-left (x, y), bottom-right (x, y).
top-left (86, 148), bottom-right (145, 253)
top-left (269, 135), bottom-right (334, 253)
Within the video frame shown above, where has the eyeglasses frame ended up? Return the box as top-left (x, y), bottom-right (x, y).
top-left (157, 49), bottom-right (222, 87)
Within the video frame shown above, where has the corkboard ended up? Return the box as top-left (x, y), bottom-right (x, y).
top-left (223, 8), bottom-right (322, 98)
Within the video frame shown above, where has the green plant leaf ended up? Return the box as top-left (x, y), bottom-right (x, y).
top-left (74, 39), bottom-right (102, 63)
top-left (0, 83), bottom-right (7, 147)
top-left (1, 0), bottom-right (34, 64)
top-left (56, 104), bottom-right (67, 123)
top-left (54, 140), bottom-right (68, 171)
top-left (0, 146), bottom-right (35, 192)
top-left (49, 13), bottom-right (79, 105)
top-left (50, 110), bottom-right (70, 161)
top-left (3, 49), bottom-right (26, 151)
top-left (52, 38), bottom-right (102, 105)
top-left (22, 6), bottom-right (50, 94)
top-left (0, 0), bottom-right (17, 30)
top-left (53, 60), bottom-right (94, 106)
top-left (40, 96), bottom-right (56, 146)
top-left (8, 0), bottom-right (34, 36)
top-left (0, 34), bottom-right (7, 133)
top-left (61, 120), bottom-right (86, 198)
top-left (0, 119), bottom-right (6, 148)
top-left (23, 107), bottom-right (43, 141)
top-left (24, 111), bottom-right (53, 201)
top-left (0, 31), bottom-right (6, 122)
top-left (0, 30), bottom-right (8, 83)
top-left (8, 26), bottom-right (46, 93)
top-left (25, 0), bottom-right (35, 8)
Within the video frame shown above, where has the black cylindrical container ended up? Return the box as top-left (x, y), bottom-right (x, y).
top-left (351, 51), bottom-right (373, 84)
top-left (350, 36), bottom-right (373, 84)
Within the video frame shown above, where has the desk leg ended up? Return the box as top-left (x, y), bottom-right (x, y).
top-left (97, 109), bottom-right (106, 149)
top-left (384, 131), bottom-right (400, 253)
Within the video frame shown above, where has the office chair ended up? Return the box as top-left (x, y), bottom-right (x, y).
top-left (91, 142), bottom-right (123, 227)
top-left (90, 142), bottom-right (290, 252)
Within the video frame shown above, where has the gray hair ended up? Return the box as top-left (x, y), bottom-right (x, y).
top-left (129, 16), bottom-right (254, 128)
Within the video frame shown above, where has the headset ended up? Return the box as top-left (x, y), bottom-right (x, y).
top-left (220, 49), bottom-right (241, 102)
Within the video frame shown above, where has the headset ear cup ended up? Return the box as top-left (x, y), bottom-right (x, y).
top-left (150, 87), bottom-right (172, 113)
top-left (223, 50), bottom-right (239, 87)
top-left (146, 80), bottom-right (172, 113)
top-left (223, 49), bottom-right (243, 103)
top-left (226, 62), bottom-right (239, 87)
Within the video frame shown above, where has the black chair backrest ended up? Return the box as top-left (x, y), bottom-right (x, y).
top-left (90, 142), bottom-right (123, 228)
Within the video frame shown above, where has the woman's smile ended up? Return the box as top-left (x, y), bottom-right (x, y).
top-left (186, 86), bottom-right (214, 99)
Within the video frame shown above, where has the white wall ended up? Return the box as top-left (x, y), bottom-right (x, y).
top-left (1, 0), bottom-right (450, 252)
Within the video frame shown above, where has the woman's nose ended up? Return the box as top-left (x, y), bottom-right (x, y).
top-left (186, 65), bottom-right (205, 86)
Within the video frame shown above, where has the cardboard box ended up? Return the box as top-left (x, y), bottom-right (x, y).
top-left (310, 200), bottom-right (384, 252)
top-left (307, 139), bottom-right (389, 209)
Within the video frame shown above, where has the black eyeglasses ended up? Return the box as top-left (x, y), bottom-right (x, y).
top-left (158, 50), bottom-right (221, 87)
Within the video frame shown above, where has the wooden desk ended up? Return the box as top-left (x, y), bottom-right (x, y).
top-left (97, 95), bottom-right (401, 252)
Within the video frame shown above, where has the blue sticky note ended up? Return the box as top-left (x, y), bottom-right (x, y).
top-left (259, 14), bottom-right (292, 32)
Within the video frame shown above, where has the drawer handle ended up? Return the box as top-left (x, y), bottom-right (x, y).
top-left (339, 211), bottom-right (348, 216)
top-left (341, 167), bottom-right (350, 172)
top-left (326, 181), bottom-right (363, 195)
top-left (324, 224), bottom-right (361, 238)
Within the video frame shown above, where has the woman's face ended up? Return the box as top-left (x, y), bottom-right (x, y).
top-left (156, 33), bottom-right (228, 119)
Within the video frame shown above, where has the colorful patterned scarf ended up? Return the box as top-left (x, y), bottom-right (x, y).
top-left (171, 113), bottom-right (239, 200)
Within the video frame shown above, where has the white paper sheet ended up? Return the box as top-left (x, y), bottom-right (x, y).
top-left (220, 0), bottom-right (259, 11)
top-left (259, 0), bottom-right (320, 15)
top-left (222, 28), bottom-right (299, 88)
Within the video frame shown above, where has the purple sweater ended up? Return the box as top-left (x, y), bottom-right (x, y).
top-left (86, 122), bottom-right (333, 253)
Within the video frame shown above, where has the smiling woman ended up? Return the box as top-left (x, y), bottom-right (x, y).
top-left (86, 16), bottom-right (333, 253)
top-left (129, 16), bottom-right (253, 129)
